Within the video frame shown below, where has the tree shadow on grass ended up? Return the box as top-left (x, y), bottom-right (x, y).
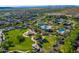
top-left (37, 39), bottom-right (49, 48)
top-left (42, 39), bottom-right (49, 43)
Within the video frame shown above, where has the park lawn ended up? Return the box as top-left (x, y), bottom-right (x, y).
top-left (59, 26), bottom-right (79, 53)
top-left (5, 29), bottom-right (34, 52)
top-left (42, 35), bottom-right (58, 52)
top-left (59, 31), bottom-right (78, 53)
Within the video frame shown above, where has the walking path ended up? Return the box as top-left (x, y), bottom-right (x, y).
top-left (23, 31), bottom-right (40, 50)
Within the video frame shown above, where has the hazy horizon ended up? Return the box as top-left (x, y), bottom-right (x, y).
top-left (0, 5), bottom-right (78, 7)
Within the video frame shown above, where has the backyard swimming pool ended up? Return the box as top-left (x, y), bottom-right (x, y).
top-left (58, 28), bottom-right (65, 34)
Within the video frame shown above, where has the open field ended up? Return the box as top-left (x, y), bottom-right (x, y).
top-left (4, 29), bottom-right (34, 52)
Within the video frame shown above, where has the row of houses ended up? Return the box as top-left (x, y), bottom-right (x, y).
top-left (36, 17), bottom-right (73, 36)
top-left (0, 19), bottom-right (23, 25)
top-left (47, 12), bottom-right (79, 18)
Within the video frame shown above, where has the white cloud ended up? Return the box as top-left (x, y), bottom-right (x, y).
top-left (0, 0), bottom-right (79, 6)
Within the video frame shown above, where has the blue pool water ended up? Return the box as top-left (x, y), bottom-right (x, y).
top-left (58, 28), bottom-right (65, 32)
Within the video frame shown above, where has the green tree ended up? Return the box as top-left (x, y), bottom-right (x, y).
top-left (17, 35), bottom-right (25, 43)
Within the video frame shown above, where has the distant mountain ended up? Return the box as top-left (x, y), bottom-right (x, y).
top-left (0, 7), bottom-right (13, 9)
top-left (48, 5), bottom-right (79, 9)
top-left (15, 5), bottom-right (79, 9)
top-left (0, 5), bottom-right (79, 9)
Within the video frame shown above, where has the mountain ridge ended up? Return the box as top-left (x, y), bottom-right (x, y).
top-left (0, 5), bottom-right (79, 9)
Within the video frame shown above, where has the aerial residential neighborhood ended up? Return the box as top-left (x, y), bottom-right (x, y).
top-left (0, 5), bottom-right (79, 53)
